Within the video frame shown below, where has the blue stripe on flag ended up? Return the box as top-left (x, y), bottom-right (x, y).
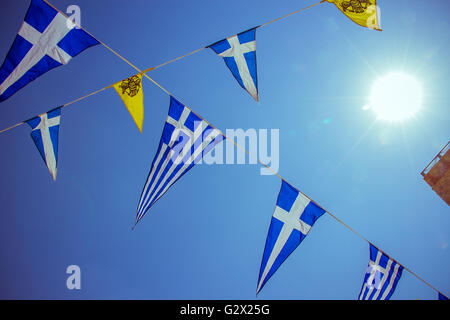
top-left (57, 28), bottom-right (100, 58)
top-left (358, 244), bottom-right (403, 300)
top-left (237, 28), bottom-right (255, 43)
top-left (24, 0), bottom-right (58, 33)
top-left (0, 36), bottom-right (32, 85)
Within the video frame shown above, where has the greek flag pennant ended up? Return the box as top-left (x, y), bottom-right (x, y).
top-left (208, 28), bottom-right (259, 101)
top-left (0, 0), bottom-right (99, 102)
top-left (26, 107), bottom-right (62, 180)
top-left (358, 244), bottom-right (403, 300)
top-left (257, 181), bottom-right (325, 294)
top-left (438, 293), bottom-right (449, 300)
top-left (135, 96), bottom-right (224, 226)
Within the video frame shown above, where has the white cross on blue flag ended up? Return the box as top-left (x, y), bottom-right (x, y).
top-left (135, 96), bottom-right (223, 226)
top-left (257, 181), bottom-right (325, 294)
top-left (358, 244), bottom-right (404, 300)
top-left (26, 107), bottom-right (62, 180)
top-left (0, 0), bottom-right (99, 102)
top-left (208, 28), bottom-right (259, 101)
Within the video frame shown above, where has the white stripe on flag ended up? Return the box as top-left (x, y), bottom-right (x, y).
top-left (359, 251), bottom-right (382, 300)
top-left (380, 263), bottom-right (401, 300)
top-left (370, 259), bottom-right (393, 300)
top-left (142, 120), bottom-right (205, 209)
top-left (136, 144), bottom-right (169, 219)
top-left (150, 128), bottom-right (221, 206)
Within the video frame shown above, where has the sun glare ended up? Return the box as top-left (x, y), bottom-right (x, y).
top-left (368, 72), bottom-right (423, 122)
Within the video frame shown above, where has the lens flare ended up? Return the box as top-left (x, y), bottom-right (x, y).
top-left (369, 72), bottom-right (423, 122)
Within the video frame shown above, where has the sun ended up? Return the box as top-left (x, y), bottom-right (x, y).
top-left (368, 72), bottom-right (423, 122)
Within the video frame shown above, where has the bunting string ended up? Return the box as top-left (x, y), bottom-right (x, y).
top-left (0, 0), bottom-right (327, 134)
top-left (0, 0), bottom-right (446, 298)
top-left (140, 72), bottom-right (445, 297)
top-left (144, 0), bottom-right (326, 72)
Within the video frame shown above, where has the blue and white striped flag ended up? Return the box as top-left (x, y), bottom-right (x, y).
top-left (135, 96), bottom-right (223, 226)
top-left (26, 107), bottom-right (61, 180)
top-left (257, 181), bottom-right (325, 294)
top-left (0, 0), bottom-right (99, 102)
top-left (358, 244), bottom-right (404, 300)
top-left (208, 28), bottom-right (259, 101)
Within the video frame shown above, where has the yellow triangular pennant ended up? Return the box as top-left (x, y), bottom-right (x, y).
top-left (113, 74), bottom-right (144, 133)
top-left (325, 0), bottom-right (381, 31)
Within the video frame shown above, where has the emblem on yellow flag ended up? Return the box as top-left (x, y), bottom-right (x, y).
top-left (113, 74), bottom-right (144, 133)
top-left (325, 0), bottom-right (381, 31)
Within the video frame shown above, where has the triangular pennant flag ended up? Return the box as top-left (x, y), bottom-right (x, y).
top-left (257, 181), bottom-right (325, 294)
top-left (0, 0), bottom-right (99, 102)
top-left (208, 28), bottom-right (259, 101)
top-left (26, 107), bottom-right (62, 180)
top-left (135, 96), bottom-right (223, 226)
top-left (358, 245), bottom-right (404, 300)
top-left (113, 74), bottom-right (144, 133)
top-left (438, 293), bottom-right (449, 300)
top-left (324, 0), bottom-right (381, 31)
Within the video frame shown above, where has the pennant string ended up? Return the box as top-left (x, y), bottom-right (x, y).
top-left (0, 84), bottom-right (114, 134)
top-left (143, 47), bottom-right (206, 73)
top-left (42, 0), bottom-right (143, 75)
top-left (0, 0), bottom-right (446, 298)
top-left (258, 0), bottom-right (326, 28)
top-left (137, 75), bottom-right (447, 298)
top-left (43, 0), bottom-right (162, 92)
top-left (0, 121), bottom-right (24, 134)
top-left (62, 85), bottom-right (114, 109)
top-left (144, 0), bottom-right (326, 72)
top-left (0, 0), bottom-right (325, 134)
top-left (143, 1), bottom-right (326, 72)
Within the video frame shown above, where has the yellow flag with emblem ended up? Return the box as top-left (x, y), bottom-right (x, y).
top-left (324, 0), bottom-right (381, 31)
top-left (113, 74), bottom-right (144, 133)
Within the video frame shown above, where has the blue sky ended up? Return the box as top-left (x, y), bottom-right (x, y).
top-left (0, 0), bottom-right (448, 299)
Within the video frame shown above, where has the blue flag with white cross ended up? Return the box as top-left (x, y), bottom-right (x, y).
top-left (358, 244), bottom-right (404, 300)
top-left (26, 107), bottom-right (62, 180)
top-left (135, 96), bottom-right (224, 226)
top-left (208, 28), bottom-right (259, 101)
top-left (0, 0), bottom-right (99, 102)
top-left (257, 181), bottom-right (325, 294)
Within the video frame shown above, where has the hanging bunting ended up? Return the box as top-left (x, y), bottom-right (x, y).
top-left (26, 107), bottom-right (62, 180)
top-left (135, 96), bottom-right (223, 226)
top-left (0, 1), bottom-right (447, 301)
top-left (0, 0), bottom-right (99, 102)
top-left (257, 180), bottom-right (325, 294)
top-left (324, 0), bottom-right (381, 31)
top-left (113, 74), bottom-right (144, 133)
top-left (358, 244), bottom-right (403, 300)
top-left (208, 28), bottom-right (259, 101)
